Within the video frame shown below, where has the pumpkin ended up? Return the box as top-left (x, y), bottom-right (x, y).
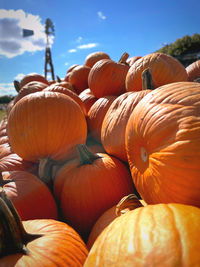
top-left (84, 51), bottom-right (111, 68)
top-left (0, 189), bottom-right (88, 266)
top-left (15, 72), bottom-right (49, 91)
top-left (88, 52), bottom-right (130, 98)
top-left (87, 194), bottom-right (144, 250)
top-left (1, 170), bottom-right (58, 220)
top-left (0, 142), bottom-right (12, 159)
top-left (7, 91), bottom-right (87, 163)
top-left (126, 52), bottom-right (188, 92)
top-left (126, 55), bottom-right (141, 66)
top-left (53, 144), bottom-right (135, 241)
top-left (186, 59), bottom-right (200, 81)
top-left (87, 95), bottom-right (117, 143)
top-left (67, 65), bottom-right (91, 94)
top-left (125, 81), bottom-right (200, 206)
top-left (84, 203), bottom-right (200, 266)
top-left (14, 81), bottom-right (48, 104)
top-left (79, 88), bottom-right (98, 116)
top-left (101, 90), bottom-right (151, 162)
top-left (66, 64), bottom-right (79, 74)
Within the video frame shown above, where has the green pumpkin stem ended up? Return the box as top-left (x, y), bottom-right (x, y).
top-left (142, 68), bottom-right (155, 90)
top-left (0, 188), bottom-right (42, 257)
top-left (38, 157), bottom-right (57, 190)
top-left (77, 144), bottom-right (101, 166)
top-left (13, 80), bottom-right (21, 92)
top-left (118, 52), bottom-right (130, 65)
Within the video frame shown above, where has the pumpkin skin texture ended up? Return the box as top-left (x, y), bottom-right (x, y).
top-left (186, 59), bottom-right (200, 81)
top-left (101, 90), bottom-right (151, 162)
top-left (125, 81), bottom-right (200, 206)
top-left (1, 170), bottom-right (58, 220)
top-left (7, 91), bottom-right (87, 162)
top-left (68, 65), bottom-right (91, 94)
top-left (79, 88), bottom-right (98, 116)
top-left (84, 51), bottom-right (111, 68)
top-left (87, 95), bottom-right (117, 143)
top-left (126, 52), bottom-right (188, 92)
top-left (0, 218), bottom-right (88, 266)
top-left (53, 145), bottom-right (135, 241)
top-left (18, 72), bottom-right (49, 89)
top-left (44, 84), bottom-right (87, 116)
top-left (84, 203), bottom-right (200, 267)
top-left (88, 53), bottom-right (130, 98)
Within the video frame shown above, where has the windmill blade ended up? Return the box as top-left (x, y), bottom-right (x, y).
top-left (22, 29), bottom-right (34, 37)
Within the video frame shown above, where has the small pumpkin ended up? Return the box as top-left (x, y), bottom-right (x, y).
top-left (88, 52), bottom-right (130, 98)
top-left (84, 51), bottom-right (111, 68)
top-left (84, 203), bottom-right (200, 266)
top-left (79, 88), bottom-right (98, 116)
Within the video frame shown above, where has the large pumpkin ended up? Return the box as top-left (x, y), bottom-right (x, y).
top-left (84, 51), bottom-right (111, 68)
top-left (84, 203), bottom-right (200, 266)
top-left (53, 144), bottom-right (135, 241)
top-left (125, 81), bottom-right (200, 206)
top-left (126, 52), bottom-right (188, 92)
top-left (7, 91), bottom-right (87, 164)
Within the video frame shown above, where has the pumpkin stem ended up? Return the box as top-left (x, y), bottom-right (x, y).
top-left (38, 157), bottom-right (57, 190)
top-left (0, 188), bottom-right (42, 257)
top-left (57, 75), bottom-right (62, 82)
top-left (115, 194), bottom-right (143, 217)
top-left (13, 80), bottom-right (21, 92)
top-left (0, 172), bottom-right (13, 186)
top-left (77, 144), bottom-right (101, 166)
top-left (142, 68), bottom-right (155, 90)
top-left (118, 52), bottom-right (130, 65)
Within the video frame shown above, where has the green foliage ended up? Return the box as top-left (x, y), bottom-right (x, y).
top-left (156, 33), bottom-right (200, 57)
top-left (0, 95), bottom-right (14, 104)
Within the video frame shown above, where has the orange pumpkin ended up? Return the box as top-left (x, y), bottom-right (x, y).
top-left (125, 81), bottom-right (200, 206)
top-left (1, 170), bottom-right (58, 220)
top-left (186, 59), bottom-right (200, 81)
top-left (0, 190), bottom-right (88, 266)
top-left (7, 91), bottom-right (87, 164)
top-left (126, 52), bottom-right (188, 92)
top-left (79, 88), bottom-right (98, 116)
top-left (17, 72), bottom-right (49, 90)
top-left (68, 65), bottom-right (91, 94)
top-left (84, 51), bottom-right (111, 68)
top-left (87, 95), bottom-right (117, 143)
top-left (101, 90), bottom-right (151, 162)
top-left (53, 144), bottom-right (135, 241)
top-left (87, 194), bottom-right (144, 250)
top-left (126, 55), bottom-right (141, 66)
top-left (84, 203), bottom-right (200, 266)
top-left (88, 52), bottom-right (130, 98)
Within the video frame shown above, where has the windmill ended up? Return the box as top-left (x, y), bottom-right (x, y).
top-left (44, 18), bottom-right (55, 81)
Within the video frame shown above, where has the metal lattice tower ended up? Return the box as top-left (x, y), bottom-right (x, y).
top-left (44, 18), bottom-right (55, 81)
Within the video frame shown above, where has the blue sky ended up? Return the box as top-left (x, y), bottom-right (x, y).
top-left (0, 0), bottom-right (200, 96)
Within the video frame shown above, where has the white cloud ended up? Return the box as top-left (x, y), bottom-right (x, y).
top-left (0, 9), bottom-right (54, 58)
top-left (0, 82), bottom-right (17, 96)
top-left (14, 73), bottom-right (25, 80)
top-left (76, 36), bottom-right (82, 43)
top-left (68, 48), bottom-right (77, 53)
top-left (77, 43), bottom-right (98, 49)
top-left (65, 62), bottom-right (69, 66)
top-left (97, 11), bottom-right (106, 20)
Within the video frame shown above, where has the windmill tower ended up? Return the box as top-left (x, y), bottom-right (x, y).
top-left (44, 18), bottom-right (55, 81)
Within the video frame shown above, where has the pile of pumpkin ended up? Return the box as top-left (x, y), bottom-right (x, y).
top-left (0, 51), bottom-right (200, 266)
